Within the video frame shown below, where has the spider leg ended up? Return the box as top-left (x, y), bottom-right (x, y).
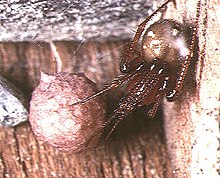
top-left (120, 0), bottom-right (175, 73)
top-left (104, 70), bottom-right (167, 139)
top-left (137, 75), bottom-right (168, 117)
top-left (147, 93), bottom-right (164, 118)
top-left (147, 76), bottom-right (169, 117)
top-left (167, 0), bottom-right (201, 100)
top-left (71, 73), bottom-right (135, 105)
top-left (120, 46), bottom-right (143, 73)
top-left (130, 0), bottom-right (175, 50)
top-left (84, 74), bottom-right (163, 144)
top-left (85, 63), bottom-right (167, 142)
top-left (132, 61), bottom-right (169, 117)
top-left (83, 73), bottom-right (158, 143)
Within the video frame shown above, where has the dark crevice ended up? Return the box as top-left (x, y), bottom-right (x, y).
top-left (100, 162), bottom-right (106, 178)
top-left (141, 151), bottom-right (147, 178)
top-left (14, 43), bottom-right (32, 98)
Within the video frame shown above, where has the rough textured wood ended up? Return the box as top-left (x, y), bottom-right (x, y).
top-left (0, 0), bottom-right (219, 177)
top-left (163, 0), bottom-right (220, 177)
top-left (0, 0), bottom-right (157, 42)
top-left (0, 41), bottom-right (173, 178)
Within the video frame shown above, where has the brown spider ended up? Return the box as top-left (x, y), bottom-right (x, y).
top-left (73, 0), bottom-right (200, 138)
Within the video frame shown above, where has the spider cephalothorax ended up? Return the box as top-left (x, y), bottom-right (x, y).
top-left (73, 0), bottom-right (199, 138)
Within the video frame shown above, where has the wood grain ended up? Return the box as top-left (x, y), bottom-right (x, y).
top-left (0, 41), bottom-right (173, 178)
top-left (1, 0), bottom-right (219, 177)
top-left (163, 0), bottom-right (220, 177)
top-left (0, 0), bottom-right (157, 42)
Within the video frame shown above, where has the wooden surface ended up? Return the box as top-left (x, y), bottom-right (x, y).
top-left (0, 0), bottom-right (157, 42)
top-left (163, 1), bottom-right (220, 177)
top-left (0, 0), bottom-right (219, 177)
top-left (0, 41), bottom-right (173, 178)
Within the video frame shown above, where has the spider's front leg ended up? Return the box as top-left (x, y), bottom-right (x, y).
top-left (147, 76), bottom-right (169, 117)
top-left (120, 0), bottom-right (174, 73)
top-left (72, 73), bottom-right (135, 105)
top-left (104, 63), bottom-right (169, 138)
top-left (166, 0), bottom-right (200, 101)
top-left (119, 44), bottom-right (143, 73)
top-left (136, 61), bottom-right (169, 117)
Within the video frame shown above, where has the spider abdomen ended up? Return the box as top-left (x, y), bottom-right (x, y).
top-left (142, 19), bottom-right (192, 70)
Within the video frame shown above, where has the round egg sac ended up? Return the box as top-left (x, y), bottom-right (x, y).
top-left (29, 72), bottom-right (106, 153)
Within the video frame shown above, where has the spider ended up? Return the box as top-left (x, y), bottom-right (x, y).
top-left (73, 0), bottom-right (200, 138)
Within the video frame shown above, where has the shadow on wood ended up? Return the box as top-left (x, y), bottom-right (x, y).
top-left (0, 41), bottom-right (173, 178)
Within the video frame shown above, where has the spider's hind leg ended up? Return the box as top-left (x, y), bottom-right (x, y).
top-left (120, 0), bottom-right (175, 73)
top-left (167, 0), bottom-right (201, 100)
top-left (147, 76), bottom-right (169, 117)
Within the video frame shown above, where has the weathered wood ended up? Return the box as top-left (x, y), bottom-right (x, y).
top-left (0, 0), bottom-right (219, 177)
top-left (0, 41), bottom-right (173, 178)
top-left (0, 0), bottom-right (157, 42)
top-left (163, 0), bottom-right (220, 177)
